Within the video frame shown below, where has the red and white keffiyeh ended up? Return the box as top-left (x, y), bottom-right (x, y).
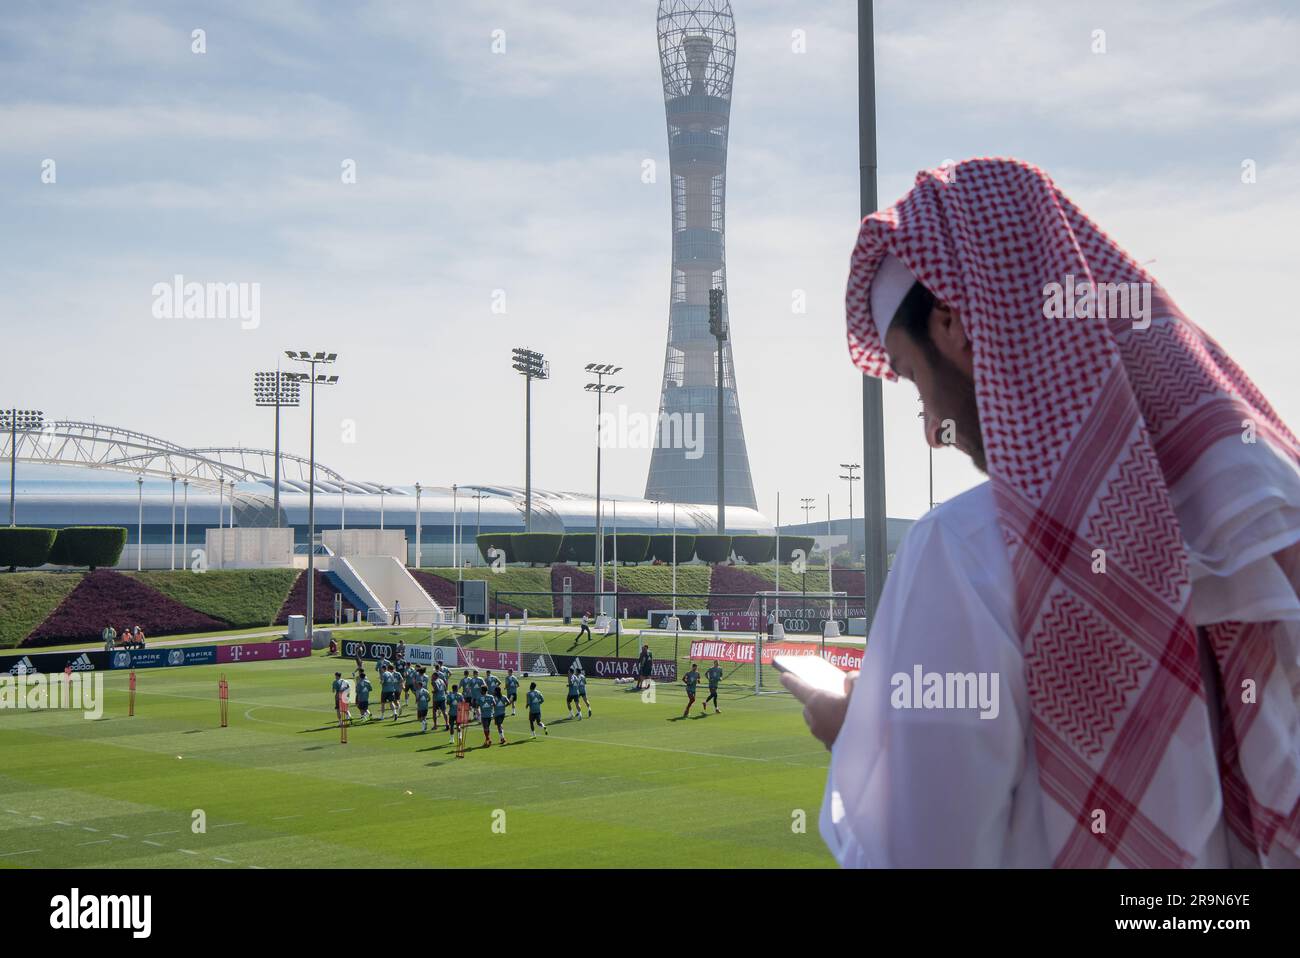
top-left (846, 157), bottom-right (1300, 867)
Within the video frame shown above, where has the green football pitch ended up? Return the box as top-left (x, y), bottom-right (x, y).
top-left (0, 653), bottom-right (833, 868)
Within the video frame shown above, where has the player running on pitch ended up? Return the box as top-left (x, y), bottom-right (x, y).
top-left (702, 660), bottom-right (723, 714)
top-left (505, 669), bottom-right (520, 715)
top-left (576, 666), bottom-right (592, 718)
top-left (526, 682), bottom-right (547, 737)
top-left (354, 671), bottom-right (373, 722)
top-left (332, 672), bottom-right (351, 723)
top-left (682, 663), bottom-right (700, 718)
top-left (479, 686), bottom-right (499, 747)
top-left (446, 683), bottom-right (463, 745)
top-left (566, 667), bottom-right (583, 720)
top-left (416, 683), bottom-right (431, 733)
top-left (491, 684), bottom-right (508, 745)
top-left (381, 664), bottom-right (402, 721)
top-left (432, 670), bottom-right (448, 730)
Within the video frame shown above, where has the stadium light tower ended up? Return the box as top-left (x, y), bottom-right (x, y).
top-left (800, 497), bottom-right (815, 525)
top-left (511, 348), bottom-right (549, 532)
top-left (585, 363), bottom-right (623, 615)
top-left (253, 370), bottom-right (301, 526)
top-left (285, 350), bottom-right (339, 644)
top-left (136, 474), bottom-right (144, 570)
top-left (2, 408), bottom-right (43, 526)
top-left (839, 463), bottom-right (861, 566)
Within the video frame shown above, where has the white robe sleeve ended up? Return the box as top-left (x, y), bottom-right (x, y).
top-left (819, 486), bottom-right (1032, 867)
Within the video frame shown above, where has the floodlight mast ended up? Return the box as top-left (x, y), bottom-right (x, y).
top-left (285, 350), bottom-right (339, 644)
top-left (512, 348), bottom-right (550, 532)
top-left (584, 363), bottom-right (623, 617)
top-left (254, 370), bottom-right (301, 527)
top-left (2, 408), bottom-right (44, 527)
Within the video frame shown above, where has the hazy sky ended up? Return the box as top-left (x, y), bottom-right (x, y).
top-left (2, 0), bottom-right (1297, 523)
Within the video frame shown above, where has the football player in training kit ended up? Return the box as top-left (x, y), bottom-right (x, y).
top-left (702, 660), bottom-right (723, 714)
top-left (566, 667), bottom-right (583, 720)
top-left (526, 682), bottom-right (547, 737)
top-left (479, 685), bottom-right (498, 747)
top-left (682, 663), bottom-right (700, 717)
top-left (505, 669), bottom-right (520, 715)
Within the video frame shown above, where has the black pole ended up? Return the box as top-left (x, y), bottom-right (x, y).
top-left (525, 373), bottom-right (532, 532)
top-left (859, 0), bottom-right (887, 616)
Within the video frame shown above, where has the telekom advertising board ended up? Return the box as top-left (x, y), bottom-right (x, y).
top-left (217, 639), bottom-right (311, 664)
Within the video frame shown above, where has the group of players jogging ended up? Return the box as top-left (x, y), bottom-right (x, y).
top-left (330, 647), bottom-right (729, 751)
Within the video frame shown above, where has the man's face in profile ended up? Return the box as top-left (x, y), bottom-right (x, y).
top-left (884, 302), bottom-right (987, 474)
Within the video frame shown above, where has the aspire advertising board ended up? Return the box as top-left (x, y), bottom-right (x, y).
top-left (217, 639), bottom-right (311, 663)
top-left (688, 639), bottom-right (864, 672)
top-left (111, 646), bottom-right (217, 670)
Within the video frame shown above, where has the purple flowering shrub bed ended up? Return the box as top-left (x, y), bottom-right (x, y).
top-left (409, 570), bottom-right (525, 620)
top-left (23, 570), bottom-right (226, 647)
top-left (706, 564), bottom-right (771, 612)
top-left (275, 571), bottom-right (350, 625)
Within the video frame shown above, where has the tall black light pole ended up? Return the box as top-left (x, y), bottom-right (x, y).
top-left (254, 370), bottom-right (300, 526)
top-left (512, 348), bottom-right (549, 532)
top-left (471, 492), bottom-right (486, 564)
top-left (840, 463), bottom-right (861, 567)
top-left (2, 408), bottom-right (43, 527)
top-left (708, 288), bottom-right (727, 534)
top-left (858, 0), bottom-right (887, 612)
top-left (285, 350), bottom-right (339, 644)
top-left (584, 363), bottom-right (622, 616)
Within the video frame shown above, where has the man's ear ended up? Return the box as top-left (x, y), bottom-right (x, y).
top-left (928, 302), bottom-right (974, 372)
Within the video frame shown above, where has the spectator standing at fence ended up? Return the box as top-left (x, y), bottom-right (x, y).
top-left (393, 600), bottom-right (401, 626)
top-left (102, 625), bottom-right (116, 651)
top-left (577, 612), bottom-right (592, 642)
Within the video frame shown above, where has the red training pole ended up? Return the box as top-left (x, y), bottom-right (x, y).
top-left (128, 671), bottom-right (136, 717)
top-left (219, 675), bottom-right (229, 728)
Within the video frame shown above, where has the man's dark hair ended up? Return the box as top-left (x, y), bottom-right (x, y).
top-left (893, 280), bottom-right (939, 353)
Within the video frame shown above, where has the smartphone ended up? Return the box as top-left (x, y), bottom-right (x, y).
top-left (772, 654), bottom-right (848, 697)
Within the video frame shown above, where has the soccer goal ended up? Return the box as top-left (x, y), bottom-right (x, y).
top-left (751, 591), bottom-right (851, 695)
top-left (423, 624), bottom-right (559, 678)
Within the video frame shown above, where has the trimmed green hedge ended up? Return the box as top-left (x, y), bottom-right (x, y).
top-left (649, 534), bottom-right (695, 563)
top-left (603, 533), bottom-right (650, 564)
top-left (778, 535), bottom-right (817, 564)
top-left (476, 533), bottom-right (515, 564)
top-left (560, 533), bottom-right (596, 564)
top-left (731, 534), bottom-right (776, 564)
top-left (0, 527), bottom-right (57, 571)
top-left (695, 534), bottom-right (733, 564)
top-left (513, 532), bottom-right (564, 566)
top-left (49, 527), bottom-right (127, 570)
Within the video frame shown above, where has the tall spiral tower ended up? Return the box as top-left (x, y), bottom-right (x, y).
top-left (645, 0), bottom-right (757, 515)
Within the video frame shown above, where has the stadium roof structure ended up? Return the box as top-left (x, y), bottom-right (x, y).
top-left (1, 418), bottom-right (372, 493)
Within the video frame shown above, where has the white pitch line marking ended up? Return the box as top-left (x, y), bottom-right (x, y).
top-left (142, 840), bottom-right (163, 847)
top-left (111, 833), bottom-right (129, 839)
top-left (271, 815), bottom-right (301, 821)
top-left (77, 839), bottom-right (110, 846)
top-left (214, 857), bottom-right (235, 864)
top-left (179, 849), bottom-right (198, 855)
top-left (81, 826), bottom-right (99, 832)
top-left (0, 849), bottom-right (39, 857)
top-left (328, 808), bottom-right (355, 813)
top-left (143, 830), bottom-right (178, 837)
top-left (29, 814), bottom-right (44, 820)
top-left (53, 821), bottom-right (71, 826)
top-left (212, 822), bottom-right (244, 828)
